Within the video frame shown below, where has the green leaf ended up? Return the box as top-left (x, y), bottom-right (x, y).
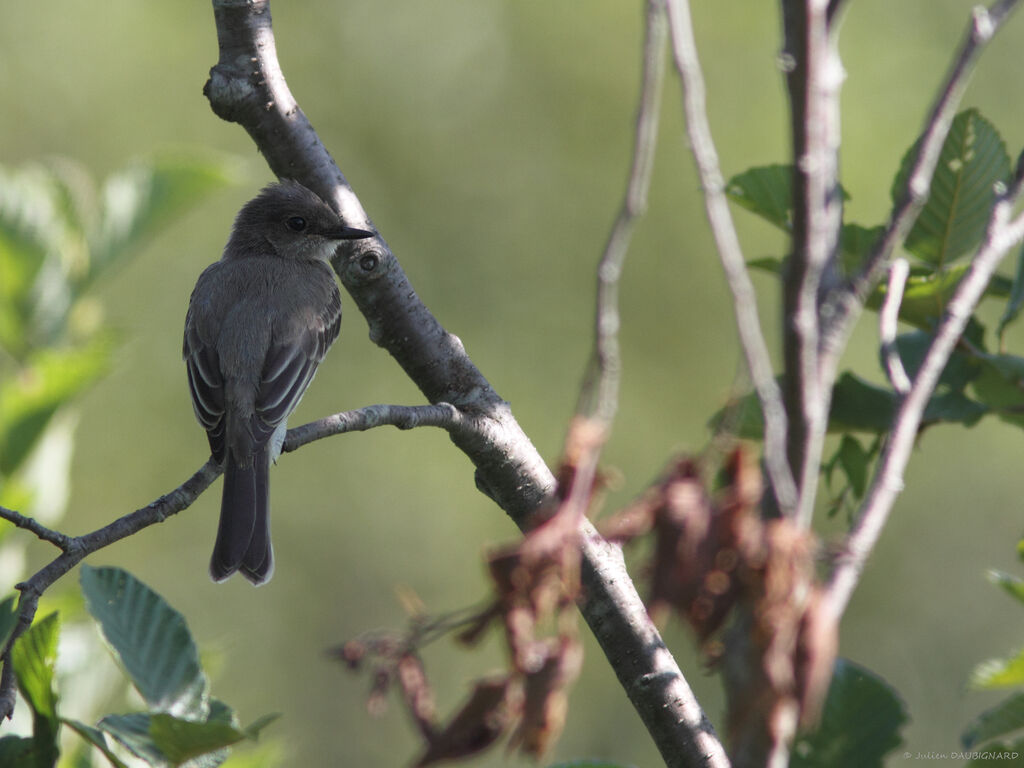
top-left (970, 648), bottom-right (1024, 689)
top-left (970, 354), bottom-right (1024, 427)
top-left (11, 612), bottom-right (61, 768)
top-left (0, 165), bottom-right (64, 357)
top-left (0, 334), bottom-right (114, 475)
top-left (713, 369), bottom-right (986, 441)
top-left (0, 735), bottom-right (39, 765)
top-left (62, 719), bottom-right (130, 768)
top-left (836, 435), bottom-right (869, 498)
top-left (97, 714), bottom-right (166, 766)
top-left (747, 255), bottom-right (783, 274)
top-left (839, 223), bottom-right (884, 275)
top-left (866, 262), bottom-right (968, 329)
top-left (988, 569), bottom-right (1024, 605)
top-left (12, 611), bottom-right (60, 722)
top-left (962, 691), bottom-right (1024, 749)
top-left (89, 156), bottom-right (235, 287)
top-left (892, 109), bottom-right (1010, 266)
top-left (726, 164), bottom-right (794, 230)
top-left (81, 566), bottom-right (209, 720)
top-left (546, 762), bottom-right (637, 768)
top-left (99, 711), bottom-right (261, 768)
top-left (0, 594), bottom-right (18, 650)
top-left (828, 373), bottom-right (896, 433)
top-left (997, 243), bottom-right (1024, 347)
top-left (791, 659), bottom-right (907, 768)
top-left (883, 331), bottom-right (980, 393)
top-left (726, 163), bottom-right (850, 233)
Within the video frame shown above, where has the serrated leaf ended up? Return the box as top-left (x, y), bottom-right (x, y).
top-left (791, 659), bottom-right (907, 768)
top-left (988, 570), bottom-right (1024, 605)
top-left (962, 691), bottom-right (1024, 749)
top-left (893, 109), bottom-right (1010, 266)
top-left (81, 566), bottom-right (209, 720)
top-left (89, 156), bottom-right (235, 287)
top-left (0, 334), bottom-right (114, 475)
top-left (63, 718), bottom-right (130, 768)
top-left (970, 648), bottom-right (1024, 689)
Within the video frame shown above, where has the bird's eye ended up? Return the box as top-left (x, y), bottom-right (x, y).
top-left (286, 216), bottom-right (307, 232)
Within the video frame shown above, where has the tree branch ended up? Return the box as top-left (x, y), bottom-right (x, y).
top-left (879, 259), bottom-right (912, 395)
top-left (779, 0), bottom-right (845, 529)
top-left (202, 1), bottom-right (728, 765)
top-left (826, 165), bottom-right (1024, 620)
top-left (665, 0), bottom-right (798, 516)
top-left (0, 402), bottom-right (484, 720)
top-left (578, 0), bottom-right (667, 427)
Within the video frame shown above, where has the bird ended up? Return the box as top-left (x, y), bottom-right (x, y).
top-left (183, 180), bottom-right (373, 584)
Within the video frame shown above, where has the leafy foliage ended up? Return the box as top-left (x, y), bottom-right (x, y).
top-left (791, 659), bottom-right (908, 768)
top-left (79, 567), bottom-right (278, 766)
top-left (0, 155), bottom-right (232, 511)
top-left (891, 109), bottom-right (1011, 267)
top-left (962, 542), bottom-right (1024, 755)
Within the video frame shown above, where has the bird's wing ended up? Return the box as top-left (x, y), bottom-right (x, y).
top-left (184, 297), bottom-right (227, 461)
top-left (254, 276), bottom-right (342, 436)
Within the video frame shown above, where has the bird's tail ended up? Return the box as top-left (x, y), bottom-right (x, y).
top-left (210, 448), bottom-right (274, 585)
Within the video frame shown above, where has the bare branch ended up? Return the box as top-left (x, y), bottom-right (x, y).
top-left (665, 0), bottom-right (798, 516)
top-left (204, 2), bottom-right (727, 765)
top-left (577, 0), bottom-right (668, 427)
top-left (283, 403), bottom-right (466, 451)
top-left (0, 506), bottom-right (73, 551)
top-left (879, 259), bottom-right (912, 395)
top-left (779, 0), bottom-right (845, 529)
top-left (826, 171), bottom-right (1024, 620)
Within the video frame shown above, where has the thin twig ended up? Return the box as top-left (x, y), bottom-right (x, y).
top-left (577, 0), bottom-right (668, 427)
top-left (826, 171), bottom-right (1024, 620)
top-left (284, 403), bottom-right (465, 451)
top-left (565, 0), bottom-right (666, 537)
top-left (665, 0), bottom-right (798, 516)
top-left (0, 507), bottom-right (73, 550)
top-left (879, 259), bottom-right (912, 395)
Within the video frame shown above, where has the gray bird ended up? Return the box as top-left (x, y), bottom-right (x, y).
top-left (183, 181), bottom-right (373, 584)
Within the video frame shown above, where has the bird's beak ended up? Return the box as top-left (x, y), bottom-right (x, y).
top-left (326, 225), bottom-right (375, 240)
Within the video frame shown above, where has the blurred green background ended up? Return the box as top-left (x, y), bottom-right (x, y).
top-left (3, 1), bottom-right (1024, 765)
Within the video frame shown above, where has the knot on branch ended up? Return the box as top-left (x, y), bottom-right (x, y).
top-left (204, 62), bottom-right (265, 123)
